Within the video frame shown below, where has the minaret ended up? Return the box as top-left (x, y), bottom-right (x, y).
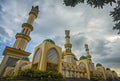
top-left (65, 30), bottom-right (72, 54)
top-left (13, 6), bottom-right (39, 50)
top-left (63, 30), bottom-right (76, 64)
top-left (84, 44), bottom-right (92, 61)
top-left (0, 6), bottom-right (39, 76)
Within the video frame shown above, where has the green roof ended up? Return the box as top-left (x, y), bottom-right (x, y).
top-left (21, 56), bottom-right (29, 61)
top-left (44, 39), bottom-right (55, 44)
top-left (79, 56), bottom-right (87, 60)
top-left (96, 63), bottom-right (102, 67)
top-left (106, 68), bottom-right (110, 70)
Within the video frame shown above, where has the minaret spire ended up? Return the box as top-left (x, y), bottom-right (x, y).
top-left (63, 30), bottom-right (77, 64)
top-left (84, 44), bottom-right (91, 61)
top-left (85, 44), bottom-right (89, 55)
top-left (65, 30), bottom-right (72, 54)
top-left (13, 6), bottom-right (39, 50)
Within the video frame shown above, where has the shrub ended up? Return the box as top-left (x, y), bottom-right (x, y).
top-left (2, 69), bottom-right (65, 81)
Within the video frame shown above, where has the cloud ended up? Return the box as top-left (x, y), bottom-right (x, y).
top-left (0, 26), bottom-right (9, 38)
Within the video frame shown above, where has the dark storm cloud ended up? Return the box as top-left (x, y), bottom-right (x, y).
top-left (71, 32), bottom-right (87, 51)
top-left (92, 39), bottom-right (111, 56)
top-left (101, 56), bottom-right (120, 64)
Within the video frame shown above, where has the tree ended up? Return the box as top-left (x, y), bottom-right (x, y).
top-left (110, 3), bottom-right (120, 34)
top-left (63, 0), bottom-right (120, 34)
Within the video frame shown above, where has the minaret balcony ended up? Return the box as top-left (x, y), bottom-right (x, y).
top-left (15, 33), bottom-right (31, 42)
top-left (22, 23), bottom-right (33, 31)
top-left (65, 43), bottom-right (72, 48)
top-left (65, 36), bottom-right (70, 38)
top-left (3, 46), bottom-right (31, 56)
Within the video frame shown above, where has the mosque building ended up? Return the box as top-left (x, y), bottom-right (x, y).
top-left (0, 6), bottom-right (119, 80)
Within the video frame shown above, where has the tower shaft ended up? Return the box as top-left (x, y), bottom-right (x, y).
top-left (65, 30), bottom-right (72, 53)
top-left (13, 6), bottom-right (39, 50)
top-left (63, 30), bottom-right (76, 64)
top-left (84, 44), bottom-right (91, 61)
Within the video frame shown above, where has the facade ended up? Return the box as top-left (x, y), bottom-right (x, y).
top-left (0, 6), bottom-right (119, 80)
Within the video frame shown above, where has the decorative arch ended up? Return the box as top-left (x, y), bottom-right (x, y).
top-left (79, 62), bottom-right (87, 78)
top-left (33, 48), bottom-right (41, 63)
top-left (79, 62), bottom-right (86, 68)
top-left (47, 48), bottom-right (58, 62)
top-left (32, 48), bottom-right (41, 69)
top-left (46, 48), bottom-right (60, 72)
top-left (96, 68), bottom-right (104, 79)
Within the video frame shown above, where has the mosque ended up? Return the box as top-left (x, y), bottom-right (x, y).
top-left (0, 6), bottom-right (119, 80)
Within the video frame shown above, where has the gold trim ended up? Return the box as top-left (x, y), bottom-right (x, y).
top-left (3, 46), bottom-right (30, 56)
top-left (22, 23), bottom-right (33, 31)
top-left (16, 33), bottom-right (31, 42)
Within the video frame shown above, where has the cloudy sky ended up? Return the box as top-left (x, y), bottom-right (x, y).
top-left (0, 0), bottom-right (120, 76)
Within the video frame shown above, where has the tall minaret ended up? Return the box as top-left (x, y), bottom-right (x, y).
top-left (84, 44), bottom-right (92, 61)
top-left (63, 30), bottom-right (76, 64)
top-left (0, 6), bottom-right (39, 76)
top-left (13, 6), bottom-right (39, 50)
top-left (65, 30), bottom-right (72, 53)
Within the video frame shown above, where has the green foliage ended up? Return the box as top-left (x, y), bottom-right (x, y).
top-left (63, 0), bottom-right (116, 8)
top-left (2, 69), bottom-right (65, 81)
top-left (64, 0), bottom-right (84, 7)
top-left (21, 56), bottom-right (30, 61)
top-left (91, 75), bottom-right (103, 81)
top-left (110, 5), bottom-right (120, 34)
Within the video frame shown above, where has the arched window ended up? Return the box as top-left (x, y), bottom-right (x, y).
top-left (48, 48), bottom-right (58, 62)
top-left (34, 48), bottom-right (41, 63)
top-left (80, 63), bottom-right (86, 73)
top-left (89, 63), bottom-right (93, 71)
top-left (80, 63), bottom-right (85, 67)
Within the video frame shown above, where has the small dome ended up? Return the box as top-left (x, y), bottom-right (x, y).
top-left (96, 63), bottom-right (102, 67)
top-left (79, 56), bottom-right (87, 60)
top-left (44, 39), bottom-right (55, 44)
top-left (106, 68), bottom-right (110, 70)
top-left (21, 56), bottom-right (29, 61)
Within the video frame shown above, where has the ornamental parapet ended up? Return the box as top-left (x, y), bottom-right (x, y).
top-left (22, 23), bottom-right (33, 31)
top-left (15, 33), bottom-right (31, 42)
top-left (65, 36), bottom-right (70, 38)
